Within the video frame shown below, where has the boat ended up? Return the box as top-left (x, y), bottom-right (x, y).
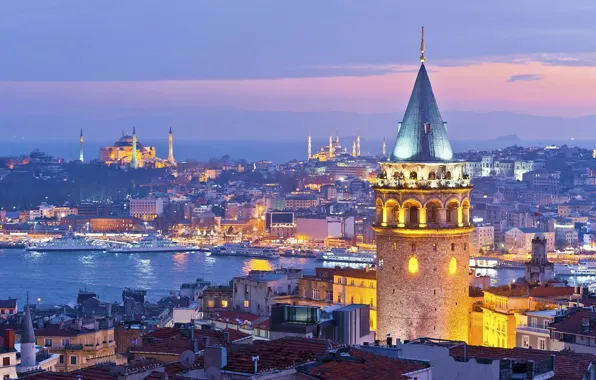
top-left (0, 241), bottom-right (26, 249)
top-left (210, 243), bottom-right (280, 259)
top-left (107, 235), bottom-right (195, 253)
top-left (555, 260), bottom-right (596, 276)
top-left (280, 249), bottom-right (318, 258)
top-left (317, 249), bottom-right (376, 264)
top-left (469, 257), bottom-right (501, 269)
top-left (26, 233), bottom-right (106, 252)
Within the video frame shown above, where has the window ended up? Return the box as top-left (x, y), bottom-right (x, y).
top-left (2, 357), bottom-right (10, 366)
top-left (408, 257), bottom-right (419, 274)
top-left (543, 320), bottom-right (549, 329)
top-left (379, 259), bottom-right (384, 270)
top-left (531, 318), bottom-right (537, 328)
top-left (350, 296), bottom-right (354, 304)
top-left (522, 335), bottom-right (530, 348)
top-left (411, 243), bottom-right (416, 252)
top-left (59, 355), bottom-right (64, 364)
top-left (350, 280), bottom-right (355, 286)
top-left (392, 242), bottom-right (397, 250)
top-left (243, 300), bottom-right (249, 308)
top-left (451, 243), bottom-right (455, 251)
top-left (221, 300), bottom-right (228, 308)
top-left (207, 300), bottom-right (215, 308)
top-left (337, 295), bottom-right (342, 303)
top-left (44, 338), bottom-right (53, 347)
top-left (370, 298), bottom-right (374, 308)
top-left (62, 339), bottom-right (70, 347)
top-left (449, 258), bottom-right (457, 275)
top-left (433, 244), bottom-right (437, 252)
top-left (538, 338), bottom-right (546, 350)
top-left (70, 356), bottom-right (77, 365)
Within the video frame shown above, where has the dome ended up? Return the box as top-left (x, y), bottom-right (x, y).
top-left (493, 189), bottom-right (505, 204)
top-left (114, 135), bottom-right (143, 149)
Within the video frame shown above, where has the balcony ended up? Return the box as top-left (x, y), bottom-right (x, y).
top-left (373, 178), bottom-right (472, 190)
top-left (516, 324), bottom-right (550, 336)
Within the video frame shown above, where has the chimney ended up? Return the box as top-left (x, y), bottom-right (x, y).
top-left (386, 335), bottom-right (393, 347)
top-left (223, 331), bottom-right (230, 344)
top-left (204, 346), bottom-right (227, 374)
top-left (4, 329), bottom-right (15, 350)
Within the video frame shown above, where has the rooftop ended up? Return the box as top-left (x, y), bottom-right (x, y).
top-left (299, 347), bottom-right (429, 380)
top-left (549, 309), bottom-right (596, 337)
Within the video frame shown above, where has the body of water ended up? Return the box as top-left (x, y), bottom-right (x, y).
top-left (0, 249), bottom-right (585, 305)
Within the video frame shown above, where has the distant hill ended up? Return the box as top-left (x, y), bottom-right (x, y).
top-left (0, 107), bottom-right (594, 142)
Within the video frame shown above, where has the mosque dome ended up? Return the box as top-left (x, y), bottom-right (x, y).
top-left (114, 134), bottom-right (143, 148)
top-left (493, 189), bottom-right (505, 204)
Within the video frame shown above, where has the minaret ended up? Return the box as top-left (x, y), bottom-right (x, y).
top-left (335, 130), bottom-right (339, 145)
top-left (79, 129), bottom-right (84, 162)
top-left (374, 28), bottom-right (471, 342)
top-left (167, 127), bottom-right (175, 165)
top-left (131, 127), bottom-right (138, 169)
top-left (382, 136), bottom-right (387, 157)
top-left (357, 132), bottom-right (361, 157)
top-left (329, 133), bottom-right (334, 159)
top-left (352, 139), bottom-right (357, 157)
top-left (308, 134), bottom-right (312, 160)
top-left (21, 294), bottom-right (36, 367)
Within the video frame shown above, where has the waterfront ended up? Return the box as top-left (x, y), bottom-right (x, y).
top-left (1, 248), bottom-right (586, 305)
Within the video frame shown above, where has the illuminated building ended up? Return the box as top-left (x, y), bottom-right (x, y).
top-left (129, 197), bottom-right (164, 221)
top-left (311, 131), bottom-right (350, 161)
top-left (482, 284), bottom-right (529, 348)
top-left (382, 136), bottom-right (386, 157)
top-left (333, 268), bottom-right (377, 331)
top-left (79, 129), bottom-right (84, 162)
top-left (99, 128), bottom-right (174, 168)
top-left (373, 28), bottom-right (472, 342)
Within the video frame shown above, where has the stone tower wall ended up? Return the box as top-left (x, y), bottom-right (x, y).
top-left (376, 228), bottom-right (471, 342)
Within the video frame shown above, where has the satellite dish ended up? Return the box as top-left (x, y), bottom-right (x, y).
top-left (180, 350), bottom-right (196, 368)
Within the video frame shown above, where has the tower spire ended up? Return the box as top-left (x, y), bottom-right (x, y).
top-left (21, 291), bottom-right (36, 366)
top-left (308, 134), bottom-right (312, 160)
top-left (79, 129), bottom-right (84, 162)
top-left (329, 133), bottom-right (334, 159)
top-left (420, 26), bottom-right (425, 64)
top-left (352, 139), bottom-right (357, 157)
top-left (167, 127), bottom-right (175, 165)
top-left (335, 130), bottom-right (339, 145)
top-left (382, 136), bottom-right (386, 157)
top-left (357, 130), bottom-right (361, 157)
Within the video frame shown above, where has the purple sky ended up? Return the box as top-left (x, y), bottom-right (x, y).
top-left (0, 1), bottom-right (595, 140)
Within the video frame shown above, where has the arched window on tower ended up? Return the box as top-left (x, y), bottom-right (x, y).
top-left (428, 172), bottom-right (436, 180)
top-left (409, 171), bottom-right (418, 180)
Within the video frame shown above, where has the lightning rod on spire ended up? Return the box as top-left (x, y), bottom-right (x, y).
top-left (420, 26), bottom-right (425, 63)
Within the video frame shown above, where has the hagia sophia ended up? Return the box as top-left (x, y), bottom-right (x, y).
top-left (95, 128), bottom-right (176, 168)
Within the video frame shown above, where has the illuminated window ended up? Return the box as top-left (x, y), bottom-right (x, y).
top-left (449, 258), bottom-right (457, 275)
top-left (411, 243), bottom-right (416, 252)
top-left (433, 244), bottom-right (437, 252)
top-left (207, 300), bottom-right (215, 308)
top-left (451, 243), bottom-right (455, 251)
top-left (392, 242), bottom-right (397, 250)
top-left (408, 257), bottom-right (419, 274)
top-left (243, 300), bottom-right (249, 308)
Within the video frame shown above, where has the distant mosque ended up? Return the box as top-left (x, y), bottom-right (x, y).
top-left (309, 131), bottom-right (357, 161)
top-left (94, 128), bottom-right (176, 168)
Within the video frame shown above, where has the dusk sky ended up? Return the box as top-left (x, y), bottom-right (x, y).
top-left (0, 1), bottom-right (595, 140)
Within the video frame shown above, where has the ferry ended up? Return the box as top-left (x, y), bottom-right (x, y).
top-left (107, 235), bottom-right (195, 253)
top-left (555, 260), bottom-right (596, 276)
top-left (26, 233), bottom-right (106, 252)
top-left (210, 243), bottom-right (280, 259)
top-left (469, 257), bottom-right (501, 269)
top-left (317, 249), bottom-right (376, 264)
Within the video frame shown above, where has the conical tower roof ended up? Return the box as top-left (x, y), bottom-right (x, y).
top-left (21, 305), bottom-right (35, 344)
top-left (390, 29), bottom-right (453, 163)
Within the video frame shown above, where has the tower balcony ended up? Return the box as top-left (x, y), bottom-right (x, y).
top-left (373, 177), bottom-right (472, 190)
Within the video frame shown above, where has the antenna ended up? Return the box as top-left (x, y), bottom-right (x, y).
top-left (180, 350), bottom-right (196, 368)
top-left (420, 26), bottom-right (426, 63)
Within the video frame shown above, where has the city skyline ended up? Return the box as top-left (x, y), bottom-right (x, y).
top-left (0, 2), bottom-right (595, 140)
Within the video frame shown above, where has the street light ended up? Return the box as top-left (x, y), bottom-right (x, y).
top-left (37, 297), bottom-right (41, 304)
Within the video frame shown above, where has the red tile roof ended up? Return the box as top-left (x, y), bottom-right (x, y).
top-left (24, 366), bottom-right (115, 379)
top-left (333, 268), bottom-right (376, 281)
top-left (450, 345), bottom-right (595, 380)
top-left (549, 309), bottom-right (596, 337)
top-left (484, 284), bottom-right (529, 298)
top-left (34, 324), bottom-right (98, 338)
top-left (222, 336), bottom-right (341, 374)
top-left (301, 348), bottom-right (428, 380)
top-left (530, 286), bottom-right (574, 298)
top-left (133, 327), bottom-right (250, 356)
